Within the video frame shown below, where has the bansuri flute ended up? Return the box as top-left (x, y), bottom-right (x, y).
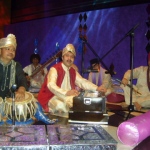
top-left (116, 78), bottom-right (142, 95)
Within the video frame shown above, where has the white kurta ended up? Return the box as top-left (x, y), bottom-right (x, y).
top-left (23, 64), bottom-right (47, 89)
top-left (88, 67), bottom-right (113, 96)
top-left (47, 63), bottom-right (98, 113)
top-left (121, 66), bottom-right (150, 108)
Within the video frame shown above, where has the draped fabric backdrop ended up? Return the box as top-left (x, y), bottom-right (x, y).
top-left (4, 3), bottom-right (149, 79)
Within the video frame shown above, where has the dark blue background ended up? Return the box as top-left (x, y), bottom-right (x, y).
top-left (4, 3), bottom-right (149, 79)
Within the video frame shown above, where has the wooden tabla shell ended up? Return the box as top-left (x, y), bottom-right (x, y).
top-left (4, 92), bottom-right (37, 122)
top-left (0, 97), bottom-right (3, 122)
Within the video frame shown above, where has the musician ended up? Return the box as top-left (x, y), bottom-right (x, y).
top-left (38, 43), bottom-right (107, 113)
top-left (0, 34), bottom-right (55, 124)
top-left (121, 53), bottom-right (150, 110)
top-left (88, 58), bottom-right (113, 96)
top-left (0, 34), bottom-right (28, 100)
top-left (23, 53), bottom-right (48, 89)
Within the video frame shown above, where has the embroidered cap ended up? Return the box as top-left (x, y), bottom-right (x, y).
top-left (62, 44), bottom-right (76, 57)
top-left (0, 34), bottom-right (17, 50)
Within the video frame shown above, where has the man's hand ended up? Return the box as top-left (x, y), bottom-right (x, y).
top-left (15, 87), bottom-right (25, 100)
top-left (65, 99), bottom-right (73, 108)
top-left (66, 89), bottom-right (79, 96)
top-left (121, 78), bottom-right (128, 86)
top-left (41, 69), bottom-right (45, 76)
top-left (96, 85), bottom-right (107, 93)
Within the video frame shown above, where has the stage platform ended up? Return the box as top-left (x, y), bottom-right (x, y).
top-left (47, 124), bottom-right (117, 150)
top-left (0, 125), bottom-right (48, 150)
top-left (0, 123), bottom-right (134, 150)
top-left (0, 106), bottom-right (149, 150)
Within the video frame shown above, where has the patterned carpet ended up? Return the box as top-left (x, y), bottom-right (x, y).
top-left (33, 102), bottom-right (150, 150)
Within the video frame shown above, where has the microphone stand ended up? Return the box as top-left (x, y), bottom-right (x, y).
top-left (81, 37), bottom-right (110, 76)
top-left (11, 84), bottom-right (17, 125)
top-left (123, 25), bottom-right (144, 120)
top-left (125, 32), bottom-right (136, 120)
top-left (100, 23), bottom-right (140, 60)
top-left (80, 23), bottom-right (144, 120)
top-left (80, 23), bottom-right (140, 76)
top-left (12, 91), bottom-right (15, 125)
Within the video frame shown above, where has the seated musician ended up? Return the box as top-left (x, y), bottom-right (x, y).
top-left (23, 53), bottom-right (48, 91)
top-left (38, 43), bottom-right (107, 113)
top-left (88, 58), bottom-right (125, 104)
top-left (88, 58), bottom-right (113, 96)
top-left (0, 34), bottom-right (55, 124)
top-left (121, 53), bottom-right (150, 110)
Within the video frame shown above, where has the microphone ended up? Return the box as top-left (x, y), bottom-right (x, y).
top-left (11, 84), bottom-right (17, 93)
top-left (83, 69), bottom-right (98, 73)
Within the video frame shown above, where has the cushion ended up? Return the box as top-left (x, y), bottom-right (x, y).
top-left (107, 92), bottom-right (125, 103)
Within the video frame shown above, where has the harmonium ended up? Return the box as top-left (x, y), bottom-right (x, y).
top-left (69, 90), bottom-right (109, 124)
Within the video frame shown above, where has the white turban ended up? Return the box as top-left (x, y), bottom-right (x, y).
top-left (0, 34), bottom-right (17, 50)
top-left (62, 44), bottom-right (76, 57)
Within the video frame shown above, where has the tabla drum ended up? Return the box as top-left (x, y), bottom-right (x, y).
top-left (0, 97), bottom-right (4, 122)
top-left (4, 92), bottom-right (37, 122)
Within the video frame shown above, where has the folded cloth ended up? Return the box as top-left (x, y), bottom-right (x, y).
top-left (107, 92), bottom-right (125, 103)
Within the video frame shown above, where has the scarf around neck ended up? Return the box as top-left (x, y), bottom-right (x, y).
top-left (0, 59), bottom-right (16, 90)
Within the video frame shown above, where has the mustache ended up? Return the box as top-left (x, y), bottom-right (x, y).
top-left (8, 54), bottom-right (14, 56)
top-left (66, 60), bottom-right (72, 63)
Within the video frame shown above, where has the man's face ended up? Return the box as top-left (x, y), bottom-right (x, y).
top-left (62, 51), bottom-right (75, 67)
top-left (0, 46), bottom-right (16, 62)
top-left (32, 58), bottom-right (39, 66)
top-left (92, 63), bottom-right (100, 70)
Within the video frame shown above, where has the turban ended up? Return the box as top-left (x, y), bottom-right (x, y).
top-left (0, 34), bottom-right (17, 50)
top-left (62, 44), bottom-right (76, 57)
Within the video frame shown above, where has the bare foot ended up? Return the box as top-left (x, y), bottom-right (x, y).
top-left (133, 102), bottom-right (142, 111)
top-left (121, 102), bottom-right (128, 108)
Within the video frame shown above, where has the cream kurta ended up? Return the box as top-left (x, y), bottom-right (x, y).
top-left (121, 66), bottom-right (150, 107)
top-left (23, 64), bottom-right (47, 89)
top-left (88, 67), bottom-right (113, 95)
top-left (47, 63), bottom-right (98, 113)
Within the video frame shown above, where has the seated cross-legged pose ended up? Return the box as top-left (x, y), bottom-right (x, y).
top-left (121, 53), bottom-right (150, 111)
top-left (38, 43), bottom-right (107, 114)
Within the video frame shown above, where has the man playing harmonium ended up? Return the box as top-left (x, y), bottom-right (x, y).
top-left (38, 43), bottom-right (108, 114)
